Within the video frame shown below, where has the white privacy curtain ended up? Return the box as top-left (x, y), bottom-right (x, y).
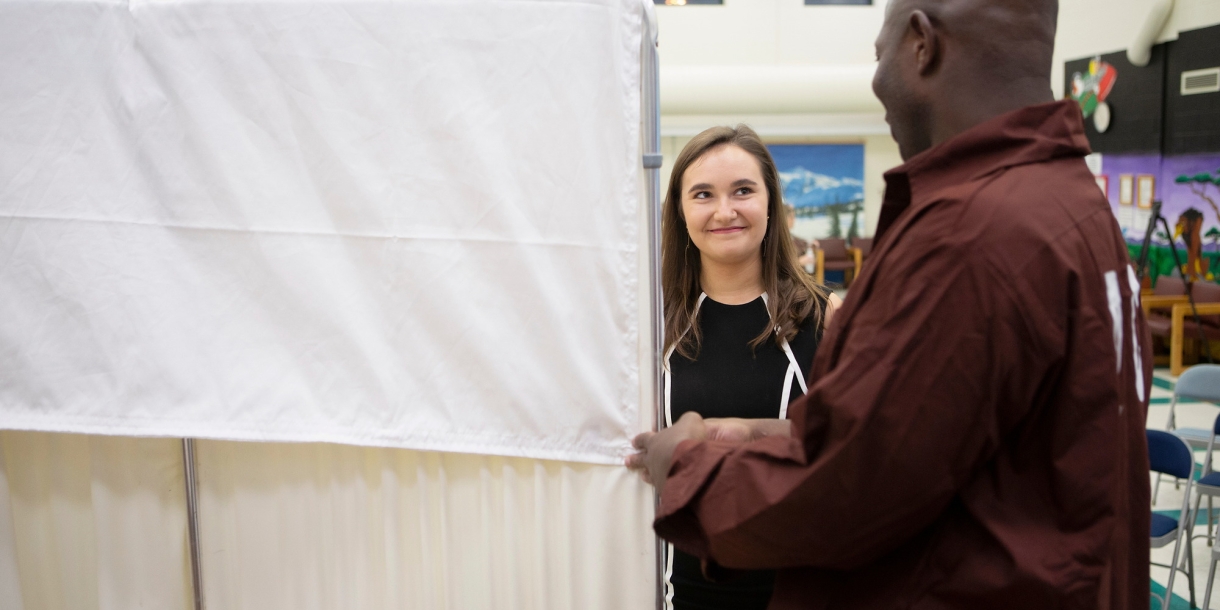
top-left (0, 431), bottom-right (657, 610)
top-left (0, 0), bottom-right (644, 465)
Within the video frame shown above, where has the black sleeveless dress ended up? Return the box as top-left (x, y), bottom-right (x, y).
top-left (667, 295), bottom-right (823, 610)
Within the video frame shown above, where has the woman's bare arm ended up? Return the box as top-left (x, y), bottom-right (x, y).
top-left (826, 291), bottom-right (843, 324)
top-left (703, 418), bottom-right (793, 443)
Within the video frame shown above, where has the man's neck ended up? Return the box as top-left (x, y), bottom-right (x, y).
top-left (700, 256), bottom-right (764, 305)
top-left (929, 80), bottom-right (1054, 149)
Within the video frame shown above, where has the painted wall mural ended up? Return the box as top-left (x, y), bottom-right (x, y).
top-left (767, 144), bottom-right (865, 240)
top-left (1093, 153), bottom-right (1220, 281)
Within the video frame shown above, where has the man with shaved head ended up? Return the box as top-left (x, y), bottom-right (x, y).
top-left (628, 0), bottom-right (1151, 607)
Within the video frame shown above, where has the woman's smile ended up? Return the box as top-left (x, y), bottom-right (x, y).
top-left (680, 144), bottom-right (770, 267)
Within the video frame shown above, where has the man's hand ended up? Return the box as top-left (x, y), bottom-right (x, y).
top-left (625, 411), bottom-right (708, 494)
top-left (625, 415), bottom-right (794, 492)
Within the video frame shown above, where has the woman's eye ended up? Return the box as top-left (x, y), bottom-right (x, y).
top-left (692, 191), bottom-right (711, 199)
top-left (735, 187), bottom-right (753, 196)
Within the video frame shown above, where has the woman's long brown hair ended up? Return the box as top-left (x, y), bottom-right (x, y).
top-left (663, 125), bottom-right (830, 360)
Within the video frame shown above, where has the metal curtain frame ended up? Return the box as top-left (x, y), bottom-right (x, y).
top-left (183, 438), bottom-right (205, 610)
top-left (640, 2), bottom-right (664, 610)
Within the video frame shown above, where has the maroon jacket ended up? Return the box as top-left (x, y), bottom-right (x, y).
top-left (654, 101), bottom-right (1152, 609)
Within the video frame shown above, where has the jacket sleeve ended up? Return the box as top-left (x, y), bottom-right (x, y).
top-left (653, 241), bottom-right (1054, 571)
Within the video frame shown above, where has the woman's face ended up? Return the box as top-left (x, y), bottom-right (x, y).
top-left (681, 144), bottom-right (769, 267)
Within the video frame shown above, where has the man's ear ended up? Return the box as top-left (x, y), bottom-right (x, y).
top-left (908, 10), bottom-right (940, 76)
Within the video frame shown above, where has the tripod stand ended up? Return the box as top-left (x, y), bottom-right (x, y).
top-left (1135, 199), bottom-right (1214, 367)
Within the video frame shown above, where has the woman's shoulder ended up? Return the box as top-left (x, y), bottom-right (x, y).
top-left (795, 289), bottom-right (838, 329)
top-left (824, 292), bottom-right (843, 327)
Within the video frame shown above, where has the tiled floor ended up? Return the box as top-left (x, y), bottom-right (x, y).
top-left (1149, 367), bottom-right (1220, 609)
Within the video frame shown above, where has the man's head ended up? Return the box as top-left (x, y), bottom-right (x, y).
top-left (872, 0), bottom-right (1059, 160)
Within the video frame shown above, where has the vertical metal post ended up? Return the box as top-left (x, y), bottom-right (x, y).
top-left (640, 3), bottom-right (664, 610)
top-left (182, 438), bottom-right (205, 610)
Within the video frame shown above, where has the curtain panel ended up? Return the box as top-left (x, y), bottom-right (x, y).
top-left (0, 0), bottom-right (645, 465)
top-left (0, 432), bottom-right (656, 610)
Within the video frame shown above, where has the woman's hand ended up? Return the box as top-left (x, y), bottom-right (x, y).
top-left (705, 418), bottom-right (792, 443)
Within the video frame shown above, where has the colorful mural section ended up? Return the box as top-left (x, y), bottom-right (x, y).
top-left (1093, 153), bottom-right (1220, 282)
top-left (767, 144), bottom-right (865, 240)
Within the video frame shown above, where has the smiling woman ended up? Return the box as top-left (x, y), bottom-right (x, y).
top-left (662, 125), bottom-right (833, 362)
top-left (657, 125), bottom-right (837, 610)
top-left (682, 145), bottom-right (772, 282)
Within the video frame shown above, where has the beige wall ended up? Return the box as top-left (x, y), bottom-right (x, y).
top-left (654, 0), bottom-right (1220, 73)
top-left (862, 134), bottom-right (902, 234)
top-left (653, 0), bottom-right (1220, 237)
top-left (655, 0), bottom-right (886, 67)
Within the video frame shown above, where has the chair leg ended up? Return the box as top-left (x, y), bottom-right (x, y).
top-left (1210, 495), bottom-right (1215, 545)
top-left (1206, 555), bottom-right (1219, 610)
top-left (1189, 535), bottom-right (1198, 610)
top-left (1186, 494), bottom-right (1204, 572)
top-left (1192, 493), bottom-right (1205, 551)
top-left (1167, 531), bottom-right (1183, 610)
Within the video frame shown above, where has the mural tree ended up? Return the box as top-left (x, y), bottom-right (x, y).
top-left (846, 204), bottom-right (860, 241)
top-left (1177, 169), bottom-right (1220, 222)
top-left (1207, 226), bottom-right (1220, 277)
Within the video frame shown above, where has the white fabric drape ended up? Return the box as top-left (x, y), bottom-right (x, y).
top-left (0, 0), bottom-right (644, 465)
top-left (0, 431), bottom-right (656, 610)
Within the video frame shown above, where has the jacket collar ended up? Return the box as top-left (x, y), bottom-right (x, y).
top-left (875, 100), bottom-right (1092, 243)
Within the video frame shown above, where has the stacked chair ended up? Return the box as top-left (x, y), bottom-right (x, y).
top-left (1163, 365), bottom-right (1220, 608)
top-left (1165, 364), bottom-right (1220, 448)
top-left (1193, 409), bottom-right (1220, 609)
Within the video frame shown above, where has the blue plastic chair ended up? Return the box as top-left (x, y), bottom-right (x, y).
top-left (1149, 429), bottom-right (1197, 610)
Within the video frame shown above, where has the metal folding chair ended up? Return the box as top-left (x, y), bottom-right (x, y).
top-left (1150, 429), bottom-right (1197, 610)
top-left (1192, 413), bottom-right (1220, 546)
top-left (1156, 364), bottom-right (1220, 503)
top-left (1166, 364), bottom-right (1220, 443)
top-left (1204, 541), bottom-right (1220, 610)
